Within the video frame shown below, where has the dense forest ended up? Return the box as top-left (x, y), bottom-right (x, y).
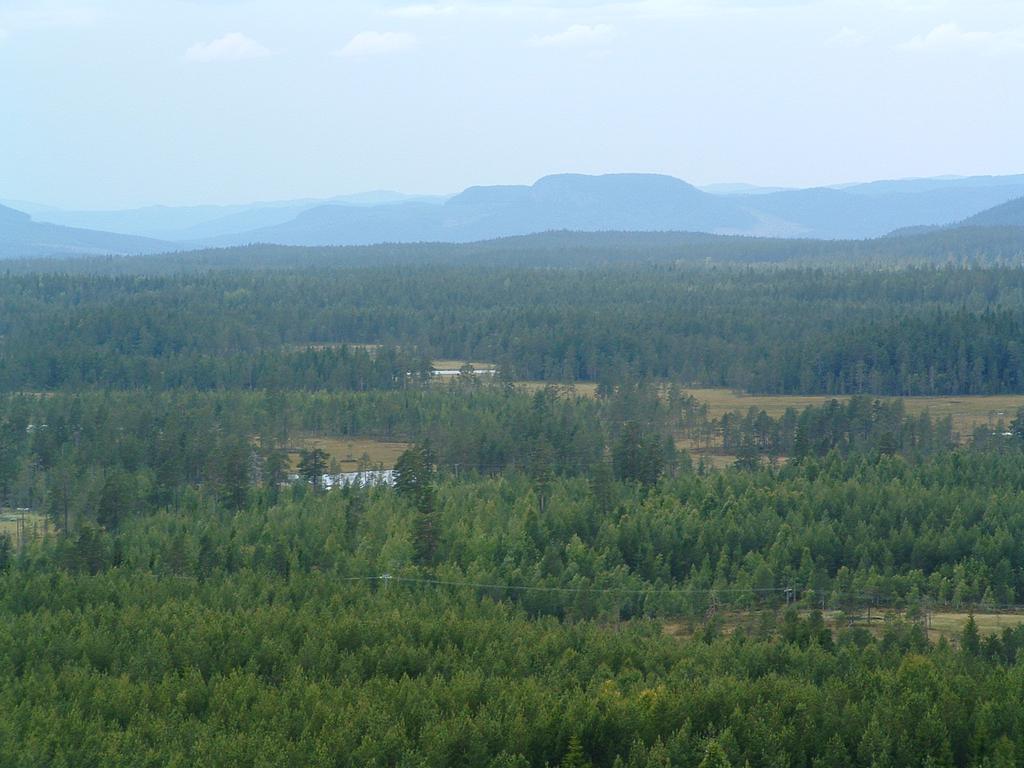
top-left (4, 264), bottom-right (1024, 394)
top-left (7, 569), bottom-right (1024, 767)
top-left (5, 237), bottom-right (1024, 764)
top-left (6, 441), bottom-right (1024, 765)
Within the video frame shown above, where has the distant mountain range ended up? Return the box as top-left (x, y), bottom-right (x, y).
top-left (4, 191), bottom-right (448, 241)
top-left (0, 204), bottom-right (169, 258)
top-left (3, 173), bottom-right (1024, 258)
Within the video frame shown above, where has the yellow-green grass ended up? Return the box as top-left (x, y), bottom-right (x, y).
top-left (665, 609), bottom-right (1024, 643)
top-left (0, 511), bottom-right (49, 544)
top-left (502, 384), bottom-right (1022, 440)
top-left (286, 436), bottom-right (411, 471)
top-left (683, 388), bottom-right (1024, 441)
top-left (432, 359), bottom-right (497, 371)
top-left (826, 609), bottom-right (1024, 643)
top-left (664, 611), bottom-right (779, 639)
top-left (674, 445), bottom-right (736, 470)
top-left (674, 437), bottom-right (789, 471)
top-left (925, 611), bottom-right (1024, 641)
top-left (515, 381), bottom-right (600, 398)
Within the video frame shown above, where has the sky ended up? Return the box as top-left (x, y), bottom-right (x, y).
top-left (1, 0), bottom-right (1023, 209)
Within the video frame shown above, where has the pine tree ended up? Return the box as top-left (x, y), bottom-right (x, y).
top-left (588, 460), bottom-right (614, 517)
top-left (395, 444), bottom-right (438, 565)
top-left (263, 448), bottom-right (287, 503)
top-left (961, 611), bottom-right (981, 656)
top-left (298, 448), bottom-right (328, 491)
top-left (698, 739), bottom-right (732, 768)
top-left (561, 734), bottom-right (592, 768)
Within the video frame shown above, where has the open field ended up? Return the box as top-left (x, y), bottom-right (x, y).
top-left (515, 381), bottom-right (599, 398)
top-left (432, 359), bottom-right (497, 371)
top-left (926, 611), bottom-right (1024, 641)
top-left (503, 383), bottom-right (1024, 467)
top-left (501, 383), bottom-right (1023, 440)
top-left (0, 511), bottom-right (49, 545)
top-left (673, 439), bottom-right (736, 469)
top-left (284, 342), bottom-right (383, 353)
top-left (286, 436), bottom-right (410, 471)
top-left (665, 608), bottom-right (1024, 644)
top-left (684, 388), bottom-right (1024, 441)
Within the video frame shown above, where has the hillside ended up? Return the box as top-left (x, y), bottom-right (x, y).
top-left (961, 196), bottom-right (1024, 227)
top-left (750, 182), bottom-right (1024, 238)
top-left (19, 191), bottom-right (448, 240)
top-left (0, 204), bottom-right (170, 258)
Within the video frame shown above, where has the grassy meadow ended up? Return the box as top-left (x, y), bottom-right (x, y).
top-left (286, 435), bottom-right (411, 471)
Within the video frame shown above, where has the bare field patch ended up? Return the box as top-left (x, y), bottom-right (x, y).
top-left (926, 611), bottom-right (1024, 641)
top-left (664, 608), bottom-right (1024, 644)
top-left (664, 610), bottom-right (785, 639)
top-left (676, 445), bottom-right (736, 470)
top-left (287, 436), bottom-right (410, 471)
top-left (284, 342), bottom-right (383, 353)
top-left (673, 437), bottom-right (786, 471)
top-left (683, 388), bottom-right (835, 417)
top-left (432, 359), bottom-right (497, 371)
top-left (515, 381), bottom-right (599, 398)
top-left (683, 388), bottom-right (1024, 442)
top-left (0, 511), bottom-right (49, 545)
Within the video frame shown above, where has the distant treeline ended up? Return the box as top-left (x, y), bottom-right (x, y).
top-left (4, 224), bottom-right (1024, 274)
top-left (5, 265), bottom-right (1024, 394)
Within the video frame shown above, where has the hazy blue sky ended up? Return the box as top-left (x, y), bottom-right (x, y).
top-left (2, 0), bottom-right (1023, 208)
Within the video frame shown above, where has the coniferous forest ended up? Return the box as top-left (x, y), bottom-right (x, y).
top-left (5, 239), bottom-right (1024, 766)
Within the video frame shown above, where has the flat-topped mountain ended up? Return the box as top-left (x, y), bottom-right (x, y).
top-left (8, 172), bottom-right (1024, 255)
top-left (202, 172), bottom-right (1024, 246)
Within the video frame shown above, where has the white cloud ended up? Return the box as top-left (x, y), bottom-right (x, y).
top-left (826, 26), bottom-right (865, 48)
top-left (899, 22), bottom-right (1024, 54)
top-left (335, 30), bottom-right (417, 57)
top-left (185, 32), bottom-right (271, 62)
top-left (528, 23), bottom-right (614, 47)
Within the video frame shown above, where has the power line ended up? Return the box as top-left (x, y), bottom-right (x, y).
top-left (377, 574), bottom-right (792, 596)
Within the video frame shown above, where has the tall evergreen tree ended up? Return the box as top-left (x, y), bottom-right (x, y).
top-left (298, 448), bottom-right (329, 491)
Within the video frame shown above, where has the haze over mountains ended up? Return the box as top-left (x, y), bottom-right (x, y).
top-left (0, 203), bottom-right (169, 259)
top-left (961, 196), bottom-right (1024, 228)
top-left (3, 172), bottom-right (1024, 258)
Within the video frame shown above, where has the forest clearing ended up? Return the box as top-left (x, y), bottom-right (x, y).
top-left (285, 435), bottom-right (411, 471)
top-left (665, 609), bottom-right (1024, 644)
top-left (0, 510), bottom-right (48, 546)
top-left (511, 381), bottom-right (1024, 443)
top-left (685, 388), bottom-right (1024, 441)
